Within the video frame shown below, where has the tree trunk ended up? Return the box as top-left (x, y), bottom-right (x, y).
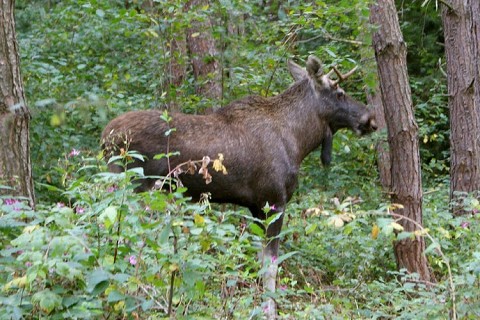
top-left (0, 0), bottom-right (35, 207)
top-left (367, 88), bottom-right (391, 191)
top-left (185, 0), bottom-right (222, 111)
top-left (164, 34), bottom-right (188, 112)
top-left (441, 0), bottom-right (480, 215)
top-left (474, 0), bottom-right (480, 157)
top-left (370, 0), bottom-right (433, 282)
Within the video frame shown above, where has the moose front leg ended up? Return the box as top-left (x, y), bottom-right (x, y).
top-left (256, 206), bottom-right (285, 319)
top-left (321, 127), bottom-right (333, 166)
top-left (262, 236), bottom-right (280, 319)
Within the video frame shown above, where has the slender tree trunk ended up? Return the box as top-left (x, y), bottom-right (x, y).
top-left (0, 0), bottom-right (35, 207)
top-left (185, 0), bottom-right (222, 111)
top-left (367, 88), bottom-right (391, 191)
top-left (370, 0), bottom-right (433, 282)
top-left (164, 34), bottom-right (188, 112)
top-left (472, 0), bottom-right (480, 185)
top-left (441, 0), bottom-right (480, 215)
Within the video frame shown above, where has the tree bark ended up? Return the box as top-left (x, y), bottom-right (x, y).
top-left (474, 0), bottom-right (480, 156)
top-left (367, 88), bottom-right (391, 191)
top-left (185, 0), bottom-right (222, 111)
top-left (441, 0), bottom-right (480, 215)
top-left (370, 0), bottom-right (433, 282)
top-left (0, 0), bottom-right (35, 207)
top-left (164, 34), bottom-right (188, 112)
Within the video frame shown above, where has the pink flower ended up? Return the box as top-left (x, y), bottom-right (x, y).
top-left (76, 207), bottom-right (85, 214)
top-left (460, 221), bottom-right (470, 229)
top-left (270, 204), bottom-right (277, 211)
top-left (69, 148), bottom-right (80, 157)
top-left (57, 202), bottom-right (65, 208)
top-left (4, 198), bottom-right (21, 211)
top-left (129, 255), bottom-right (137, 266)
top-left (107, 185), bottom-right (118, 193)
top-left (4, 198), bottom-right (18, 206)
top-left (279, 285), bottom-right (287, 291)
top-left (25, 261), bottom-right (32, 267)
top-left (271, 255), bottom-right (277, 264)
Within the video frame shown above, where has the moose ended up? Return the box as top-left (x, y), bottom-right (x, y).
top-left (102, 55), bottom-right (377, 318)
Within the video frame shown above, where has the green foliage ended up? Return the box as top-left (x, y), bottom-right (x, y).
top-left (6, 0), bottom-right (468, 318)
top-left (2, 152), bottom-right (479, 318)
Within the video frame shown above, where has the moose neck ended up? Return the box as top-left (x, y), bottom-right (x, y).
top-left (269, 79), bottom-right (329, 165)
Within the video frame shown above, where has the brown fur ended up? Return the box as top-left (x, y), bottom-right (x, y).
top-left (101, 55), bottom-right (376, 263)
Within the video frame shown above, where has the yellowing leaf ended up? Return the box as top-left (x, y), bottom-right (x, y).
top-left (328, 216), bottom-right (345, 228)
top-left (304, 207), bottom-right (322, 216)
top-left (413, 228), bottom-right (430, 237)
top-left (390, 203), bottom-right (404, 210)
top-left (114, 301), bottom-right (125, 311)
top-left (213, 153), bottom-right (228, 174)
top-left (371, 224), bottom-right (380, 239)
top-left (169, 263), bottom-right (179, 272)
top-left (194, 213), bottom-right (205, 227)
top-left (3, 275), bottom-right (27, 291)
top-left (23, 225), bottom-right (38, 233)
top-left (391, 222), bottom-right (404, 231)
top-left (339, 213), bottom-right (354, 223)
top-left (50, 113), bottom-right (62, 126)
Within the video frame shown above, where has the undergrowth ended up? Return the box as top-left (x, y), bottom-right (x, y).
top-left (1, 148), bottom-right (479, 319)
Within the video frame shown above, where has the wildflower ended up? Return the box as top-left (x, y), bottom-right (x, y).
top-left (56, 202), bottom-right (65, 208)
top-left (271, 255), bottom-right (278, 264)
top-left (460, 221), bottom-right (470, 229)
top-left (69, 148), bottom-right (80, 157)
top-left (279, 285), bottom-right (287, 291)
top-left (25, 261), bottom-right (32, 267)
top-left (270, 204), bottom-right (277, 211)
top-left (129, 255), bottom-right (137, 266)
top-left (76, 207), bottom-right (85, 214)
top-left (107, 185), bottom-right (118, 193)
top-left (4, 198), bottom-right (21, 211)
top-left (4, 198), bottom-right (18, 206)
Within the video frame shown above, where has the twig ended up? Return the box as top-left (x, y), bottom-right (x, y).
top-left (437, 0), bottom-right (455, 12)
top-left (168, 232), bottom-right (178, 316)
top-left (296, 33), bottom-right (364, 45)
top-left (138, 285), bottom-right (169, 313)
top-left (264, 25), bottom-right (299, 97)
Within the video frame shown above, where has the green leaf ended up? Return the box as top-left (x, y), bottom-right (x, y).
top-left (96, 9), bottom-right (105, 17)
top-left (305, 223), bottom-right (317, 235)
top-left (98, 206), bottom-right (118, 229)
top-left (266, 212), bottom-right (283, 227)
top-left (107, 290), bottom-right (125, 302)
top-left (249, 223), bottom-right (265, 237)
top-left (32, 289), bottom-right (62, 314)
top-left (87, 269), bottom-right (110, 294)
top-left (396, 231), bottom-right (413, 241)
top-left (424, 242), bottom-right (440, 255)
top-left (276, 251), bottom-right (298, 265)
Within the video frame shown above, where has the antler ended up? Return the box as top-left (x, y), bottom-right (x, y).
top-left (328, 65), bottom-right (359, 86)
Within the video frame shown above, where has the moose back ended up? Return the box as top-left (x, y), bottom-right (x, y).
top-left (101, 55), bottom-right (377, 318)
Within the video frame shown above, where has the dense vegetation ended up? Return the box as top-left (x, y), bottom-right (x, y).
top-left (1, 0), bottom-right (478, 318)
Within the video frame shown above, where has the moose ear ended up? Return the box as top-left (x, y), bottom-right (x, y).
top-left (288, 59), bottom-right (308, 81)
top-left (306, 55), bottom-right (324, 78)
